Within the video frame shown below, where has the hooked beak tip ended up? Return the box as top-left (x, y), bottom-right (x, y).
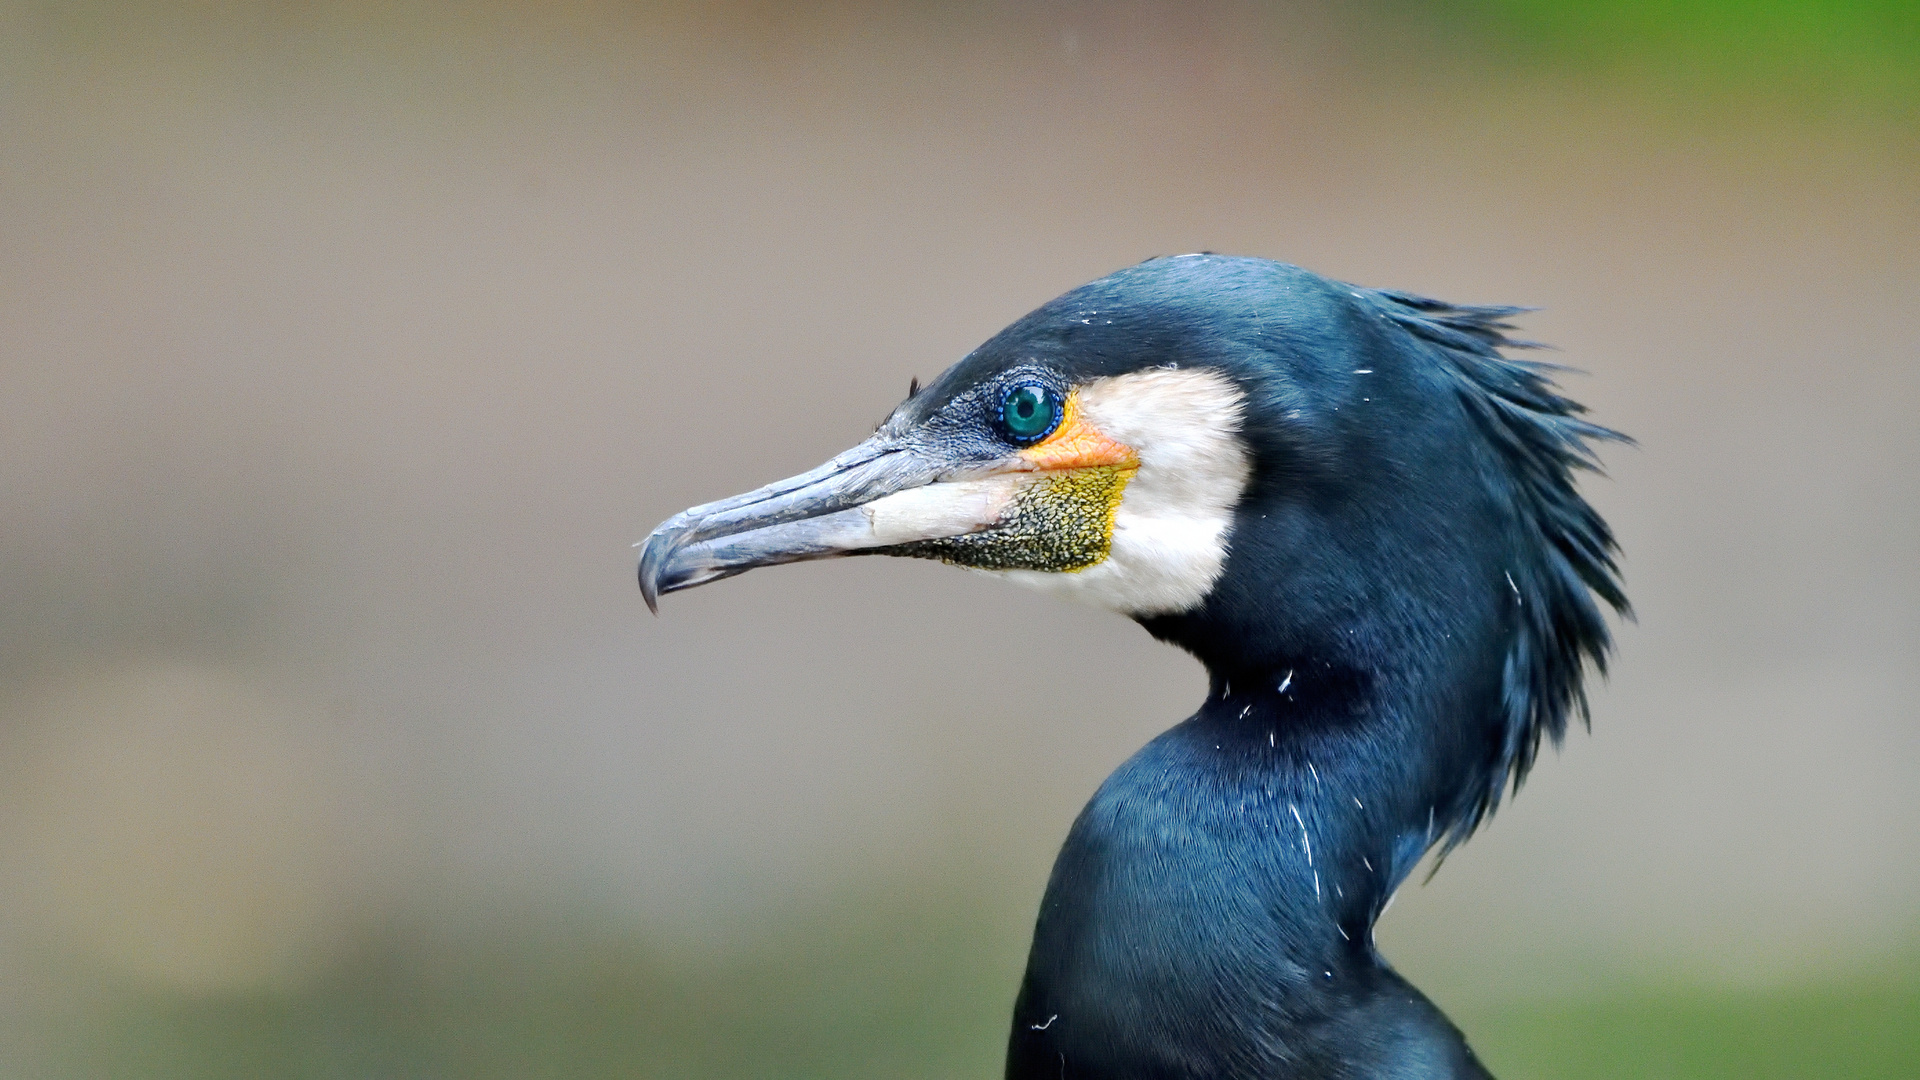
top-left (636, 527), bottom-right (672, 615)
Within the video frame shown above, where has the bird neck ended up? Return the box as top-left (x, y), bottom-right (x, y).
top-left (1193, 655), bottom-right (1481, 938)
top-left (1005, 650), bottom-right (1499, 1078)
top-left (1141, 505), bottom-right (1522, 879)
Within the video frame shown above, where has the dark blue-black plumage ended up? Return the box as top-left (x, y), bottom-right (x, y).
top-left (906, 257), bottom-right (1626, 1079)
top-left (640, 254), bottom-right (1626, 1079)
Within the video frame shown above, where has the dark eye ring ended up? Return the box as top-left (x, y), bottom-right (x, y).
top-left (997, 383), bottom-right (1062, 445)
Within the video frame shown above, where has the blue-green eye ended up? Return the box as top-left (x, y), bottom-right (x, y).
top-left (998, 383), bottom-right (1060, 444)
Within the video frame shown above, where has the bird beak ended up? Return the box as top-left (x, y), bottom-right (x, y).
top-left (637, 435), bottom-right (1023, 612)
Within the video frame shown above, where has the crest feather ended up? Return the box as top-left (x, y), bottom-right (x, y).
top-left (1380, 291), bottom-right (1632, 846)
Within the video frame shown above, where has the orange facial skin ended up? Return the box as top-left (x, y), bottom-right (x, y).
top-left (1016, 391), bottom-right (1139, 471)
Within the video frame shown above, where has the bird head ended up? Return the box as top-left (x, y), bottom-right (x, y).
top-left (639, 254), bottom-right (1626, 839)
top-left (640, 257), bottom-right (1257, 620)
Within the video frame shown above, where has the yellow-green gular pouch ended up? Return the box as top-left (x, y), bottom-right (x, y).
top-left (872, 463), bottom-right (1135, 571)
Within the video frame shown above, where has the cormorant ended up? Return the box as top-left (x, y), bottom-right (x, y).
top-left (638, 255), bottom-right (1627, 1079)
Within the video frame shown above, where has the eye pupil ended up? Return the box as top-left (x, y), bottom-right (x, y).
top-left (1000, 384), bottom-right (1058, 443)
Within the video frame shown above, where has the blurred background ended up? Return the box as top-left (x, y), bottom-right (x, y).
top-left (2, 1), bottom-right (1916, 1076)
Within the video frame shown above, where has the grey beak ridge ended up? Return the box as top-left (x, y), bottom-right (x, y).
top-left (636, 438), bottom-right (955, 612)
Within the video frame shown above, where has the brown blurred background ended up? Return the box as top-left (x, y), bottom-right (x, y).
top-left (1, 1), bottom-right (1916, 1076)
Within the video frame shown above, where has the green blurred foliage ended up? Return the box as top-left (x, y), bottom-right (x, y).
top-left (53, 889), bottom-right (1023, 1080)
top-left (1461, 977), bottom-right (1920, 1080)
top-left (1387, 0), bottom-right (1920, 124)
top-left (45, 899), bottom-right (1920, 1079)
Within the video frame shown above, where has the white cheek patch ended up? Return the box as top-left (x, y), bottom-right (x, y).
top-left (989, 367), bottom-right (1250, 616)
